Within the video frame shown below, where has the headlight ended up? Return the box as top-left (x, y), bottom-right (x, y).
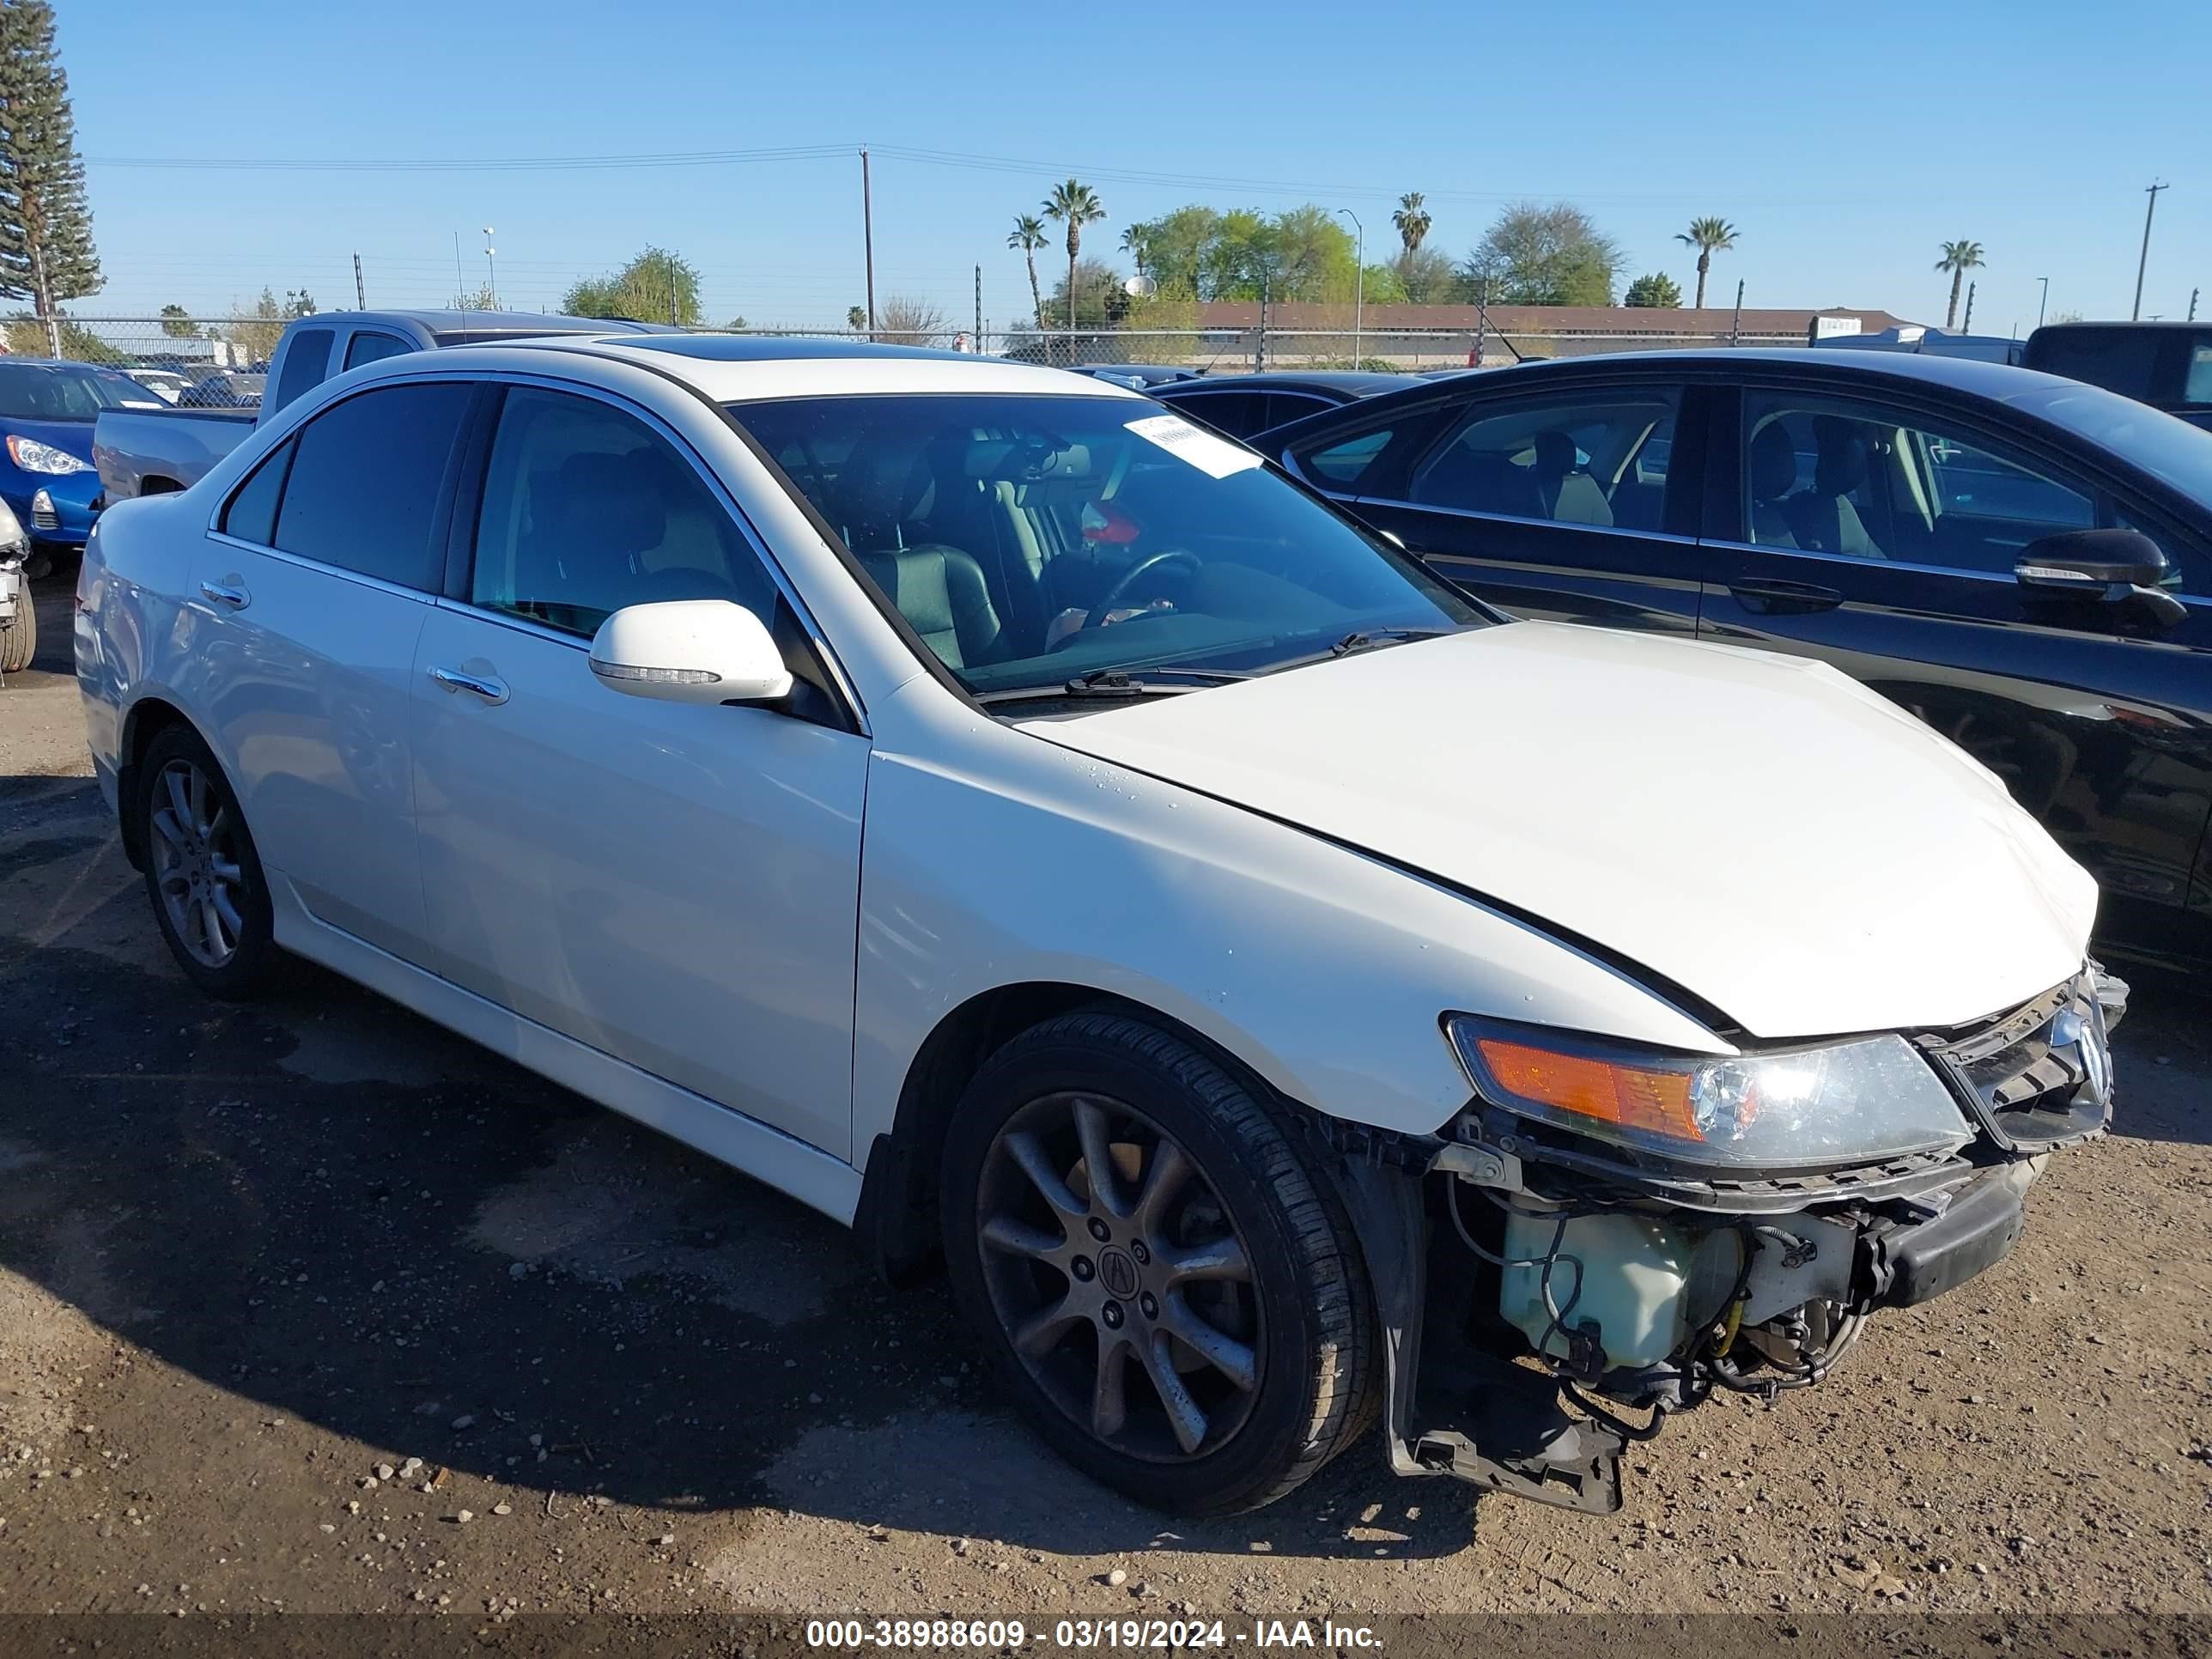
top-left (1443, 1016), bottom-right (1972, 1170)
top-left (7, 434), bottom-right (92, 475)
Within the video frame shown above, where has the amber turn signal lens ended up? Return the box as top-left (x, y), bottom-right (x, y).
top-left (1474, 1038), bottom-right (1705, 1142)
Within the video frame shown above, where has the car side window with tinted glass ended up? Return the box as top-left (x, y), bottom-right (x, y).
top-left (1742, 393), bottom-right (2094, 575)
top-left (343, 331), bottom-right (413, 371)
top-left (1297, 427), bottom-right (1395, 488)
top-left (270, 328), bottom-right (333, 412)
top-left (470, 386), bottom-right (774, 639)
top-left (219, 439), bottom-right (294, 544)
top-left (1406, 392), bottom-right (1678, 532)
top-left (271, 382), bottom-right (472, 589)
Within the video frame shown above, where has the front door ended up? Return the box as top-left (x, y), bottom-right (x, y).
top-left (1343, 383), bottom-right (1705, 635)
top-left (410, 384), bottom-right (869, 1158)
top-left (1699, 385), bottom-right (2212, 967)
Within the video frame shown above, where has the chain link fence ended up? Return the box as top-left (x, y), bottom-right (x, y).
top-left (7, 313), bottom-right (1814, 404)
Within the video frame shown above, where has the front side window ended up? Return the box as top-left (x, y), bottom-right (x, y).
top-left (1742, 393), bottom-right (2094, 574)
top-left (470, 387), bottom-right (773, 638)
top-left (271, 328), bottom-right (333, 411)
top-left (272, 382), bottom-right (471, 589)
top-left (731, 392), bottom-right (1481, 694)
top-left (1407, 392), bottom-right (1678, 532)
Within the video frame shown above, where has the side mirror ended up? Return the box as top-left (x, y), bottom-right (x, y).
top-left (2015, 527), bottom-right (2168, 591)
top-left (587, 599), bottom-right (793, 707)
top-left (2016, 528), bottom-right (2185, 627)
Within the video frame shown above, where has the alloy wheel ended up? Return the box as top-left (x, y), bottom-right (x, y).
top-left (148, 757), bottom-right (249, 969)
top-left (974, 1091), bottom-right (1262, 1462)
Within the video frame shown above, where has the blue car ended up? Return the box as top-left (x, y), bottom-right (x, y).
top-left (0, 359), bottom-right (166, 571)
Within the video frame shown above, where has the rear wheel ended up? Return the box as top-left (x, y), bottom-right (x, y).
top-left (941, 1009), bottom-right (1376, 1516)
top-left (137, 726), bottom-right (279, 999)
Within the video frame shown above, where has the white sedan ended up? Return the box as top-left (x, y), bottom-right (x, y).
top-left (76, 336), bottom-right (2117, 1516)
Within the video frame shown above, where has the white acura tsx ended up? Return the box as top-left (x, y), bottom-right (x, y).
top-left (76, 335), bottom-right (2118, 1517)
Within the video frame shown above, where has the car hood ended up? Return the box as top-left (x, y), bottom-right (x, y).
top-left (1020, 622), bottom-right (2096, 1039)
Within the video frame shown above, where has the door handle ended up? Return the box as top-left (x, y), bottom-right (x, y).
top-left (198, 577), bottom-right (249, 610)
top-left (1728, 579), bottom-right (1843, 616)
top-left (428, 665), bottom-right (509, 705)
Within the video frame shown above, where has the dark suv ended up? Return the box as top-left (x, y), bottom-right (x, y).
top-left (2025, 322), bottom-right (2212, 431)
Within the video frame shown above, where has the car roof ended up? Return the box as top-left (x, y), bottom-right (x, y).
top-left (447, 332), bottom-right (1150, 401)
top-left (299, 308), bottom-right (674, 342)
top-left (1163, 371), bottom-right (1406, 396)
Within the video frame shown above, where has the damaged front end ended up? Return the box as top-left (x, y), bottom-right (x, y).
top-left (1333, 966), bottom-right (2124, 1514)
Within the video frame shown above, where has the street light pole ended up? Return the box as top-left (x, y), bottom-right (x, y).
top-left (2133, 180), bottom-right (2168, 321)
top-left (1335, 208), bottom-right (1364, 368)
top-left (483, 228), bottom-right (496, 309)
top-left (2036, 276), bottom-right (2049, 329)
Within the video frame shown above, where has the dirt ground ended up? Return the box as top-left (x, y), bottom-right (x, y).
top-left (3, 568), bottom-right (2210, 1638)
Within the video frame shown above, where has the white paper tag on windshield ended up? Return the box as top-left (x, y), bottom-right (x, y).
top-left (1125, 412), bottom-right (1262, 479)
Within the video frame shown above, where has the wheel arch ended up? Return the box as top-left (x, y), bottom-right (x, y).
top-left (855, 981), bottom-right (1313, 1285)
top-left (115, 694), bottom-right (200, 870)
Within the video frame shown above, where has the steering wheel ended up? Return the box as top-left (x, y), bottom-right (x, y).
top-left (1084, 549), bottom-right (1200, 631)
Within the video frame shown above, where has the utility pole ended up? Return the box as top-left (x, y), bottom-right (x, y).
top-left (1729, 278), bottom-right (1744, 346)
top-left (974, 264), bottom-right (981, 352)
top-left (1963, 279), bottom-right (1976, 332)
top-left (2133, 180), bottom-right (2168, 320)
top-left (453, 232), bottom-right (465, 306)
top-left (860, 148), bottom-right (877, 339)
top-left (1335, 208), bottom-right (1364, 368)
top-left (483, 228), bottom-right (497, 309)
top-left (353, 252), bottom-right (366, 308)
top-left (2036, 276), bottom-right (2048, 329)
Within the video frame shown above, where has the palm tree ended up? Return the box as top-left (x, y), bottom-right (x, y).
top-left (1935, 239), bottom-right (1985, 330)
top-left (1674, 216), bottom-right (1739, 309)
top-left (1392, 191), bottom-right (1431, 255)
top-left (1120, 223), bottom-right (1152, 281)
top-left (1042, 179), bottom-right (1106, 330)
top-left (1007, 214), bottom-right (1048, 328)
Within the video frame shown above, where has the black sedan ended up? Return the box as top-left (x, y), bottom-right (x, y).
top-left (1262, 349), bottom-right (2212, 973)
top-left (1151, 370), bottom-right (1407, 441)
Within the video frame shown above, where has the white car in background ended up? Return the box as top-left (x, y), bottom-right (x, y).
top-left (76, 335), bottom-right (2118, 1516)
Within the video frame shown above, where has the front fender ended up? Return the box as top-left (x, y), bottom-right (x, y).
top-left (852, 681), bottom-right (1731, 1151)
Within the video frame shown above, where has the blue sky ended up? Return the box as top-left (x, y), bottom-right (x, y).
top-left (60, 0), bottom-right (2209, 335)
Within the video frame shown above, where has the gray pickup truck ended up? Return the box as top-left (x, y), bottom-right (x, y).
top-left (92, 308), bottom-right (674, 501)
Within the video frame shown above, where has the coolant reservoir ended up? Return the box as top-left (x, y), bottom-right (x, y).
top-left (1498, 1207), bottom-right (1740, 1370)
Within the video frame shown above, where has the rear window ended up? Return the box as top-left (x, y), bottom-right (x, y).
top-left (271, 328), bottom-right (334, 411)
top-left (273, 383), bottom-right (471, 589)
top-left (2027, 328), bottom-right (2169, 398)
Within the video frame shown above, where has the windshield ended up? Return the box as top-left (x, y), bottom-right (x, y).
top-left (730, 392), bottom-right (1483, 695)
top-left (2012, 380), bottom-right (2212, 509)
top-left (0, 364), bottom-right (167, 420)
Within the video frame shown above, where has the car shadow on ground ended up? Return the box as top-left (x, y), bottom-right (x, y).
top-left (2102, 975), bottom-right (2211, 1146)
top-left (0, 804), bottom-right (1474, 1560)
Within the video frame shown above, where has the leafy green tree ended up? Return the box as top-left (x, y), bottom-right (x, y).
top-left (1394, 245), bottom-right (1455, 304)
top-left (4, 312), bottom-right (119, 361)
top-left (158, 302), bottom-right (199, 339)
top-left (452, 283), bottom-right (498, 310)
top-left (1392, 191), bottom-right (1431, 254)
top-left (562, 246), bottom-right (704, 325)
top-left (1935, 239), bottom-right (1984, 329)
top-left (1042, 179), bottom-right (1106, 329)
top-left (1458, 202), bottom-right (1623, 307)
top-left (1006, 214), bottom-right (1048, 328)
top-left (283, 289), bottom-right (316, 319)
top-left (226, 288), bottom-right (287, 364)
top-left (1124, 205), bottom-right (1219, 298)
top-left (1674, 216), bottom-right (1738, 308)
top-left (1358, 263), bottom-right (1408, 306)
top-left (1043, 258), bottom-right (1133, 330)
top-left (1624, 271), bottom-right (1684, 307)
top-left (0, 0), bottom-right (100, 350)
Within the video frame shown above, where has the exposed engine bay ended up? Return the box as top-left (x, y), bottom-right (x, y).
top-left (1335, 966), bottom-right (2125, 1512)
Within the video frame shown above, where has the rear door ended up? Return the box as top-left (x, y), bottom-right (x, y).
top-left (194, 378), bottom-right (476, 964)
top-left (1698, 380), bottom-right (2212, 964)
top-left (1329, 379), bottom-right (1705, 634)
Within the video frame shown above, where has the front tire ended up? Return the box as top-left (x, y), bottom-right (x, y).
top-left (137, 726), bottom-right (279, 1000)
top-left (941, 1009), bottom-right (1376, 1516)
top-left (0, 599), bottom-right (31, 673)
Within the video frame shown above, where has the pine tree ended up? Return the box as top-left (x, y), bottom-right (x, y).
top-left (0, 0), bottom-right (100, 354)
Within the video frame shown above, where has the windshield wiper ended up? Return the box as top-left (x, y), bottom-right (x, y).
top-left (1330, 627), bottom-right (1449, 658)
top-left (975, 665), bottom-right (1254, 706)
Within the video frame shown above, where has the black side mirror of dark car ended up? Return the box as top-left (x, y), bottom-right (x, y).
top-left (2015, 528), bottom-right (2186, 627)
